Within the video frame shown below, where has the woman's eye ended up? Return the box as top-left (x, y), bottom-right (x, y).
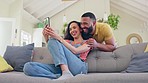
top-left (69, 28), bottom-right (72, 31)
top-left (73, 27), bottom-right (76, 29)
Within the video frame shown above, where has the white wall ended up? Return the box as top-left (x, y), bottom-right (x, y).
top-left (111, 8), bottom-right (148, 46)
top-left (0, 21), bottom-right (11, 56)
top-left (22, 18), bottom-right (35, 38)
top-left (51, 0), bottom-right (148, 46)
top-left (51, 0), bottom-right (110, 35)
top-left (33, 28), bottom-right (43, 47)
top-left (0, 1), bottom-right (9, 17)
top-left (9, 0), bottom-right (23, 45)
top-left (0, 18), bottom-right (16, 56)
top-left (0, 0), bottom-right (35, 48)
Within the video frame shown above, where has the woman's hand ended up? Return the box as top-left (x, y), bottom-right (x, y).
top-left (42, 25), bottom-right (51, 42)
top-left (46, 27), bottom-right (63, 41)
top-left (86, 38), bottom-right (99, 48)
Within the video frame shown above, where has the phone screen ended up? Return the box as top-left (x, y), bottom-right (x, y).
top-left (43, 17), bottom-right (50, 27)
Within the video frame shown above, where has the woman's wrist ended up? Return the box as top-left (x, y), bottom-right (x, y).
top-left (59, 37), bottom-right (64, 43)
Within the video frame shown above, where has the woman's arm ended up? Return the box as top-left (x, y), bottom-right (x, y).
top-left (48, 28), bottom-right (90, 54)
top-left (60, 39), bottom-right (90, 54)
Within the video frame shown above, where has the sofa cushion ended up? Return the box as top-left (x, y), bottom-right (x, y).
top-left (123, 52), bottom-right (148, 73)
top-left (32, 47), bottom-right (53, 64)
top-left (144, 44), bottom-right (148, 52)
top-left (86, 49), bottom-right (116, 73)
top-left (86, 44), bottom-right (134, 73)
top-left (0, 55), bottom-right (13, 72)
top-left (131, 43), bottom-right (148, 54)
top-left (3, 43), bottom-right (34, 72)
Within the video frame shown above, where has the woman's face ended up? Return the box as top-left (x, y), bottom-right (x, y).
top-left (69, 22), bottom-right (81, 39)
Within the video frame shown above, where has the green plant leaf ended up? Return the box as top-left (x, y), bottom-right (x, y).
top-left (107, 14), bottom-right (120, 30)
top-left (62, 22), bottom-right (68, 34)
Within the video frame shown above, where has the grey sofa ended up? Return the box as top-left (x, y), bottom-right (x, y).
top-left (0, 42), bottom-right (148, 83)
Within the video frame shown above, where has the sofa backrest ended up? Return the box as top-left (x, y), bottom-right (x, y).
top-left (86, 42), bottom-right (147, 73)
top-left (32, 42), bottom-right (148, 73)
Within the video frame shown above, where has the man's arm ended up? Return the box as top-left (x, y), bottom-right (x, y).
top-left (94, 23), bottom-right (116, 52)
top-left (87, 38), bottom-right (116, 52)
top-left (97, 37), bottom-right (116, 52)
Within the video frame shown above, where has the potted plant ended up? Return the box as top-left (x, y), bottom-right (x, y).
top-left (97, 13), bottom-right (120, 30)
top-left (107, 14), bottom-right (120, 30)
top-left (62, 22), bottom-right (68, 35)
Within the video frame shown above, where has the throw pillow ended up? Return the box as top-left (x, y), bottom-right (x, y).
top-left (144, 44), bottom-right (148, 52)
top-left (123, 52), bottom-right (148, 73)
top-left (3, 43), bottom-right (34, 72)
top-left (0, 55), bottom-right (13, 72)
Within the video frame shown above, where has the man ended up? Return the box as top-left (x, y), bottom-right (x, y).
top-left (81, 12), bottom-right (116, 52)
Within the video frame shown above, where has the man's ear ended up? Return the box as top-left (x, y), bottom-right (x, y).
top-left (80, 29), bottom-right (83, 32)
top-left (93, 21), bottom-right (96, 26)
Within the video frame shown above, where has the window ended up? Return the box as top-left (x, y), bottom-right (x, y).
top-left (21, 30), bottom-right (31, 46)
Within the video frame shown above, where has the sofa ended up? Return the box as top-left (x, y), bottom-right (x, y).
top-left (0, 42), bottom-right (148, 83)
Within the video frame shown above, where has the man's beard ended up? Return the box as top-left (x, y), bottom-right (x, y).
top-left (82, 25), bottom-right (93, 40)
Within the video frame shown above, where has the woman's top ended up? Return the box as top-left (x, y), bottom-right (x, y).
top-left (66, 40), bottom-right (90, 61)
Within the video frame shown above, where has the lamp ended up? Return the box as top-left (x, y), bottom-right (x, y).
top-left (62, 15), bottom-right (68, 35)
top-left (103, 12), bottom-right (108, 22)
top-left (103, 0), bottom-right (108, 22)
top-left (63, 15), bottom-right (67, 23)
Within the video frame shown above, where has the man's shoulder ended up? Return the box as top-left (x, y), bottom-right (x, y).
top-left (96, 22), bottom-right (110, 29)
top-left (96, 22), bottom-right (112, 32)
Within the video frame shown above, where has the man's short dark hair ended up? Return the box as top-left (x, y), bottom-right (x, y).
top-left (81, 12), bottom-right (96, 21)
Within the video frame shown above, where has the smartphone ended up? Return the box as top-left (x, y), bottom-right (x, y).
top-left (43, 17), bottom-right (50, 27)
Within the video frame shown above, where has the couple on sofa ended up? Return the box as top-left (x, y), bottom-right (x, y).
top-left (23, 12), bottom-right (116, 80)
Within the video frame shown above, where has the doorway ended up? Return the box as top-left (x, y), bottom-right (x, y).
top-left (0, 18), bottom-right (16, 56)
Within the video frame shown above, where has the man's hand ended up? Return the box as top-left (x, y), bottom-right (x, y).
top-left (86, 38), bottom-right (98, 48)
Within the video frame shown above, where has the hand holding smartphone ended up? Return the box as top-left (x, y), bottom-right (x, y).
top-left (43, 17), bottom-right (52, 38)
top-left (43, 17), bottom-right (50, 28)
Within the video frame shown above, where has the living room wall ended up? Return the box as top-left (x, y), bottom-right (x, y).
top-left (50, 0), bottom-right (148, 46)
top-left (0, 0), bottom-right (35, 48)
top-left (0, 2), bottom-right (9, 17)
top-left (50, 0), bottom-right (110, 36)
top-left (22, 18), bottom-right (34, 38)
top-left (111, 7), bottom-right (148, 46)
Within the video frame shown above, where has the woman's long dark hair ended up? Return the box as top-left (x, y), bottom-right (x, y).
top-left (64, 21), bottom-right (82, 41)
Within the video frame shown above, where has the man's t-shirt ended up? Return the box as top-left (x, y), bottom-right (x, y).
top-left (93, 22), bottom-right (115, 43)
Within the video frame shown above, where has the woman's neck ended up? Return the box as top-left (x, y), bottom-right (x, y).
top-left (73, 35), bottom-right (83, 44)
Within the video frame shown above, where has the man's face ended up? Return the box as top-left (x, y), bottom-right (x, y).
top-left (81, 17), bottom-right (93, 38)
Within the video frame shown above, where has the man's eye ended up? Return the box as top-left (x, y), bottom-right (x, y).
top-left (82, 23), bottom-right (89, 25)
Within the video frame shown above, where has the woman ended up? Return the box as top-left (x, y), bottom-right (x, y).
top-left (23, 21), bottom-right (91, 80)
